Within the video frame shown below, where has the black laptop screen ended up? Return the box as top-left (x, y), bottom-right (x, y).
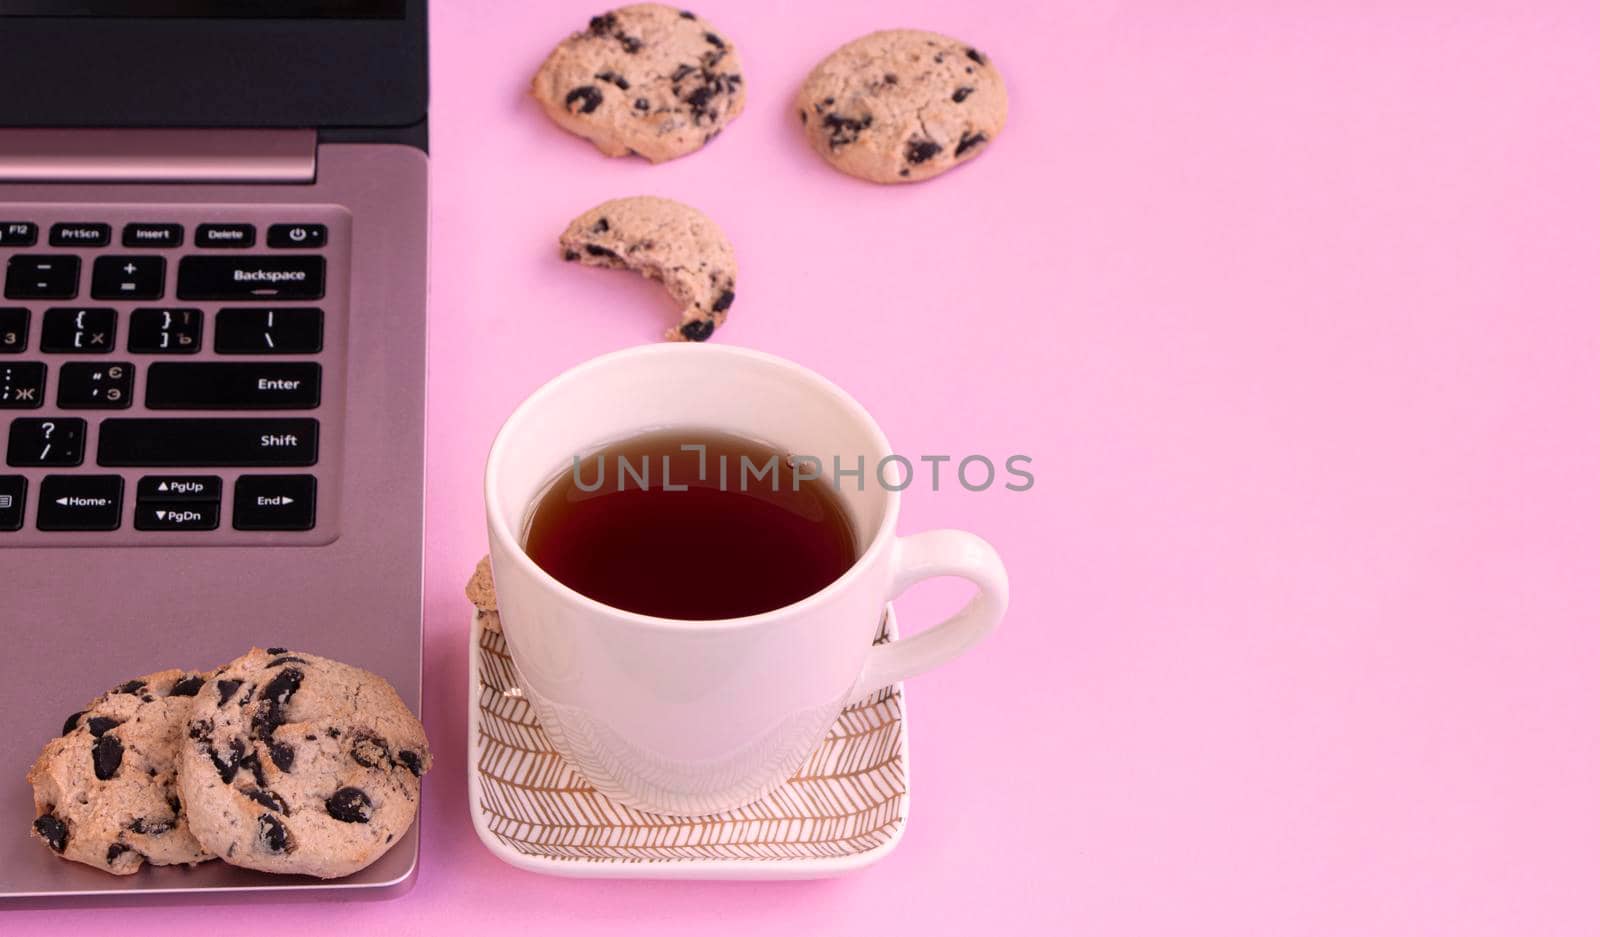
top-left (0, 1), bottom-right (402, 15)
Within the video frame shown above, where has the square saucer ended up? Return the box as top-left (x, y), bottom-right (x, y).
top-left (467, 607), bottom-right (908, 880)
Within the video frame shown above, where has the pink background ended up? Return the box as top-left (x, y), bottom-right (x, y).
top-left (14, 1), bottom-right (1600, 933)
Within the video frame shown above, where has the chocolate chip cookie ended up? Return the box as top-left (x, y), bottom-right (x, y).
top-left (532, 5), bottom-right (746, 163)
top-left (559, 195), bottom-right (736, 341)
top-left (796, 30), bottom-right (1007, 184)
top-left (27, 669), bottom-right (215, 875)
top-left (177, 648), bottom-right (432, 879)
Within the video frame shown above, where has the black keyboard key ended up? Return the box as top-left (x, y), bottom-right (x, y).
top-left (5, 256), bottom-right (79, 300)
top-left (37, 475), bottom-right (122, 531)
top-left (91, 256), bottom-right (166, 300)
top-left (195, 224), bottom-right (255, 249)
top-left (122, 223), bottom-right (183, 249)
top-left (266, 224), bottom-right (328, 249)
top-left (97, 418), bottom-right (317, 467)
top-left (0, 475), bottom-right (23, 530)
top-left (176, 256), bottom-right (324, 301)
top-left (137, 474), bottom-right (221, 502)
top-left (0, 308), bottom-right (27, 353)
top-left (58, 361), bottom-right (134, 409)
top-left (128, 308), bottom-right (202, 354)
top-left (0, 222), bottom-right (38, 247)
top-left (214, 308), bottom-right (323, 354)
top-left (49, 223), bottom-right (110, 248)
top-left (146, 362), bottom-right (320, 410)
top-left (0, 362), bottom-right (45, 408)
top-left (7, 417), bottom-right (85, 467)
top-left (41, 307), bottom-right (116, 353)
top-left (134, 500), bottom-right (220, 531)
top-left (233, 474), bottom-right (316, 530)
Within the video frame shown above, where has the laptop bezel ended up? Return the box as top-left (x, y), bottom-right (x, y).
top-left (0, 0), bottom-right (427, 133)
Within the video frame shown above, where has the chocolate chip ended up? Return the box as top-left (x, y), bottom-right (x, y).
top-left (704, 32), bottom-right (724, 48)
top-left (596, 70), bottom-right (630, 90)
top-left (966, 47), bottom-right (986, 65)
top-left (188, 718), bottom-right (211, 740)
top-left (62, 711), bottom-right (85, 735)
top-left (884, 73), bottom-right (899, 85)
top-left (327, 727), bottom-right (341, 738)
top-left (350, 733), bottom-right (390, 769)
top-left (141, 694), bottom-right (155, 703)
top-left (592, 218), bottom-right (610, 234)
top-left (106, 843), bottom-right (132, 864)
top-left (685, 85), bottom-right (713, 110)
top-left (215, 679), bottom-right (242, 704)
top-left (245, 787), bottom-right (288, 814)
top-left (906, 139), bottom-right (944, 164)
top-left (588, 13), bottom-right (615, 35)
top-left (129, 816), bottom-right (173, 836)
top-left (34, 814), bottom-right (68, 852)
top-left (266, 647), bottom-right (288, 655)
top-left (210, 737), bottom-right (245, 783)
top-left (953, 86), bottom-right (974, 103)
top-left (168, 794), bottom-right (181, 815)
top-left (585, 244), bottom-right (620, 260)
top-left (269, 741), bottom-right (296, 773)
top-left (679, 320), bottom-right (715, 342)
top-left (88, 716), bottom-right (120, 737)
top-left (261, 668), bottom-right (303, 707)
top-left (799, 110), bottom-right (807, 124)
top-left (266, 656), bottom-right (306, 668)
top-left (258, 813), bottom-right (293, 853)
top-left (955, 131), bottom-right (988, 157)
top-left (325, 787), bottom-right (374, 823)
top-left (170, 674), bottom-right (205, 697)
top-left (565, 86), bottom-right (604, 115)
top-left (92, 734), bottom-right (123, 780)
top-left (620, 35), bottom-right (643, 54)
top-left (823, 112), bottom-right (873, 148)
top-left (397, 750), bottom-right (424, 777)
top-left (563, 249), bottom-right (580, 261)
top-left (113, 679), bottom-right (146, 695)
top-left (671, 64), bottom-right (696, 82)
top-left (635, 98), bottom-right (650, 111)
top-left (680, 8), bottom-right (695, 17)
top-left (241, 751), bottom-right (267, 787)
top-left (711, 290), bottom-right (734, 313)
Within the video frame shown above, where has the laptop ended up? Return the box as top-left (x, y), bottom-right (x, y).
top-left (0, 1), bottom-right (429, 898)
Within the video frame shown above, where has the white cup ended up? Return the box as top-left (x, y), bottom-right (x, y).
top-left (485, 344), bottom-right (1008, 816)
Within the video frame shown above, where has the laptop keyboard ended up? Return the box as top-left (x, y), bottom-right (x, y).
top-left (0, 210), bottom-right (345, 543)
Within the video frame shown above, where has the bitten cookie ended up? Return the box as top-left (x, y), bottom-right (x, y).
top-left (177, 648), bottom-right (432, 879)
top-left (27, 669), bottom-right (215, 875)
top-left (795, 30), bottom-right (1007, 184)
top-left (559, 195), bottom-right (736, 341)
top-left (532, 4), bottom-right (746, 163)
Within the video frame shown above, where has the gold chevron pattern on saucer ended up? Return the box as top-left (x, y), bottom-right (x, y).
top-left (471, 612), bottom-right (908, 869)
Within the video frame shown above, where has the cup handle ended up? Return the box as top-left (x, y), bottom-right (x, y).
top-left (848, 530), bottom-right (1009, 701)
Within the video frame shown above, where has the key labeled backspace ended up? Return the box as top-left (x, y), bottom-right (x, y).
top-left (177, 256), bottom-right (324, 301)
top-left (145, 362), bottom-right (320, 409)
top-left (97, 418), bottom-right (318, 467)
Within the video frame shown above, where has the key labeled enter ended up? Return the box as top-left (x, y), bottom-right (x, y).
top-left (145, 362), bottom-right (320, 409)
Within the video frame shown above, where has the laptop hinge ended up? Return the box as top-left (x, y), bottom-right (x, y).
top-left (0, 129), bottom-right (315, 184)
